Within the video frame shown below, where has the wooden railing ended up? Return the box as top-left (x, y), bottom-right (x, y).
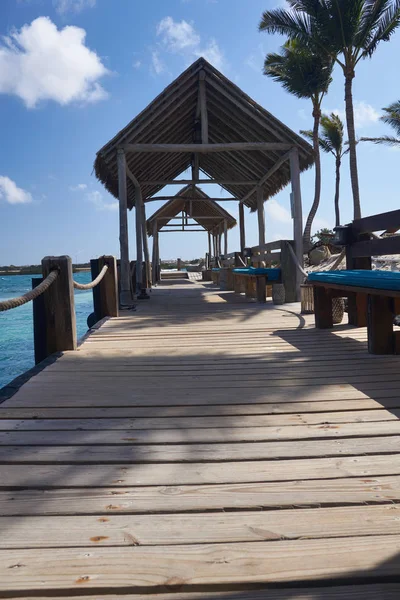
top-left (30, 255), bottom-right (118, 364)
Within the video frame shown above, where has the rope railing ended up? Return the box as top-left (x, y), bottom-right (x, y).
top-left (73, 265), bottom-right (108, 290)
top-left (285, 241), bottom-right (308, 278)
top-left (0, 270), bottom-right (59, 313)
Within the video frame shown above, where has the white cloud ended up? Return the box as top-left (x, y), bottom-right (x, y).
top-left (151, 51), bottom-right (166, 75)
top-left (155, 16), bottom-right (224, 72)
top-left (193, 40), bottom-right (224, 70)
top-left (86, 190), bottom-right (118, 211)
top-left (157, 17), bottom-right (200, 51)
top-left (133, 60), bottom-right (142, 69)
top-left (70, 183), bottom-right (87, 191)
top-left (0, 176), bottom-right (32, 205)
top-left (330, 101), bottom-right (380, 129)
top-left (0, 17), bottom-right (109, 108)
top-left (53, 0), bottom-right (96, 14)
top-left (265, 199), bottom-right (292, 223)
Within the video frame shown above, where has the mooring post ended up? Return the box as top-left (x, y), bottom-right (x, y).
top-left (40, 255), bottom-right (77, 358)
top-left (91, 255), bottom-right (119, 322)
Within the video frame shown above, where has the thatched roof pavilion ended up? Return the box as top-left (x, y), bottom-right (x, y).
top-left (95, 57), bottom-right (313, 211)
top-left (94, 57), bottom-right (313, 302)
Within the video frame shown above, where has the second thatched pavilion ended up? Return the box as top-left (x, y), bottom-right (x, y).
top-left (94, 57), bottom-right (314, 304)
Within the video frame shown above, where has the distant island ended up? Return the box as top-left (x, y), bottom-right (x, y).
top-left (0, 263), bottom-right (90, 276)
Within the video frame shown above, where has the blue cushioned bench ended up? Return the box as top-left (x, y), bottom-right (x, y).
top-left (232, 267), bottom-right (282, 303)
top-left (308, 269), bottom-right (400, 354)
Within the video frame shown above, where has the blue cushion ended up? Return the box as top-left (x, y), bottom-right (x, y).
top-left (233, 267), bottom-right (281, 281)
top-left (308, 270), bottom-right (400, 291)
top-left (212, 268), bottom-right (221, 272)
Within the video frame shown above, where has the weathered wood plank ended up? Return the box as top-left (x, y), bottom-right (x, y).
top-left (0, 409), bottom-right (398, 432)
top-left (2, 422), bottom-right (400, 446)
top-left (2, 505), bottom-right (400, 548)
top-left (2, 536), bottom-right (400, 591)
top-left (2, 475), bottom-right (400, 515)
top-left (7, 585), bottom-right (400, 600)
top-left (1, 436), bottom-right (400, 462)
top-left (1, 397), bottom-right (400, 418)
top-left (2, 453), bottom-right (400, 487)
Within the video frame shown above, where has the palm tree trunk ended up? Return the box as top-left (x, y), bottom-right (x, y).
top-left (303, 101), bottom-right (321, 249)
top-left (344, 70), bottom-right (361, 220)
top-left (334, 155), bottom-right (341, 227)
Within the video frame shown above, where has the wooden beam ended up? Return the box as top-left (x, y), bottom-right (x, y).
top-left (240, 150), bottom-right (292, 205)
top-left (117, 149), bottom-right (132, 306)
top-left (290, 147), bottom-right (304, 301)
top-left (208, 230), bottom-right (212, 259)
top-left (199, 70), bottom-right (208, 143)
top-left (257, 187), bottom-right (265, 247)
top-left (122, 143), bottom-right (292, 153)
top-left (126, 164), bottom-right (143, 296)
top-left (145, 196), bottom-right (238, 202)
top-left (239, 202), bottom-right (246, 253)
top-left (141, 179), bottom-right (258, 186)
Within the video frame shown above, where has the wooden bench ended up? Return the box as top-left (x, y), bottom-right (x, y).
top-left (232, 267), bottom-right (281, 303)
top-left (309, 209), bottom-right (400, 354)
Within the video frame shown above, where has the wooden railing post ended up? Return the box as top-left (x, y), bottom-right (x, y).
top-left (41, 255), bottom-right (77, 357)
top-left (280, 241), bottom-right (297, 303)
top-left (91, 255), bottom-right (118, 322)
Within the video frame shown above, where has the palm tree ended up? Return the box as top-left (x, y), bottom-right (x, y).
top-left (264, 40), bottom-right (333, 248)
top-left (259, 0), bottom-right (400, 221)
top-left (301, 113), bottom-right (348, 227)
top-left (361, 100), bottom-right (400, 146)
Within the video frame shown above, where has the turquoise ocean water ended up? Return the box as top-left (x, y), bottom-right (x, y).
top-left (0, 271), bottom-right (93, 389)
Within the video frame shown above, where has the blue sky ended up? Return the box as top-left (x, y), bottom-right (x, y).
top-left (1, 0), bottom-right (400, 265)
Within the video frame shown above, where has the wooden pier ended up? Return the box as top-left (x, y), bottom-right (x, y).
top-left (1, 278), bottom-right (400, 598)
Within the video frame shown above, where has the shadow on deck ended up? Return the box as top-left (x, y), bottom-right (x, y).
top-left (0, 279), bottom-right (400, 597)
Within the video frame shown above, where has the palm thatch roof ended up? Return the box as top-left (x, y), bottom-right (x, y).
top-left (94, 57), bottom-right (314, 211)
top-left (146, 185), bottom-right (237, 236)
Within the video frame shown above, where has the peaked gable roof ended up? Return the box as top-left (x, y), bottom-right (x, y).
top-left (95, 57), bottom-right (313, 211)
top-left (146, 185), bottom-right (237, 236)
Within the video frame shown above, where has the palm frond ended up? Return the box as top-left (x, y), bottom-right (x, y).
top-left (320, 112), bottom-right (344, 154)
top-left (362, 0), bottom-right (400, 57)
top-left (381, 101), bottom-right (400, 136)
top-left (300, 128), bottom-right (334, 153)
top-left (264, 39), bottom-right (333, 100)
top-left (259, 8), bottom-right (314, 45)
top-left (360, 135), bottom-right (400, 146)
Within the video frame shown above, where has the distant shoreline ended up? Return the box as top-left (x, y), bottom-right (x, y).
top-left (0, 266), bottom-right (90, 276)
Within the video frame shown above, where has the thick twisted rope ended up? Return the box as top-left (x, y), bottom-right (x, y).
top-left (0, 270), bottom-right (59, 312)
top-left (73, 264), bottom-right (108, 290)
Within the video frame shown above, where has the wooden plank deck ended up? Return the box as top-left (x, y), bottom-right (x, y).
top-left (1, 277), bottom-right (400, 598)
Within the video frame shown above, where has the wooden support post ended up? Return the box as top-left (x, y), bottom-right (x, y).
top-left (224, 220), bottom-right (228, 256)
top-left (290, 148), bottom-right (304, 301)
top-left (135, 195), bottom-right (143, 296)
top-left (218, 232), bottom-right (222, 257)
top-left (151, 221), bottom-right (158, 285)
top-left (257, 187), bottom-right (265, 247)
top-left (280, 241), bottom-right (297, 303)
top-left (177, 258), bottom-right (182, 271)
top-left (41, 256), bottom-right (77, 357)
top-left (348, 292), bottom-right (368, 327)
top-left (117, 149), bottom-right (132, 306)
top-left (256, 277), bottom-right (267, 304)
top-left (32, 278), bottom-right (47, 365)
top-left (313, 286), bottom-right (333, 329)
top-left (91, 255), bottom-right (118, 322)
top-left (368, 295), bottom-right (394, 354)
top-left (208, 231), bottom-right (212, 261)
top-left (239, 202), bottom-right (246, 253)
top-left (141, 201), bottom-right (151, 289)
